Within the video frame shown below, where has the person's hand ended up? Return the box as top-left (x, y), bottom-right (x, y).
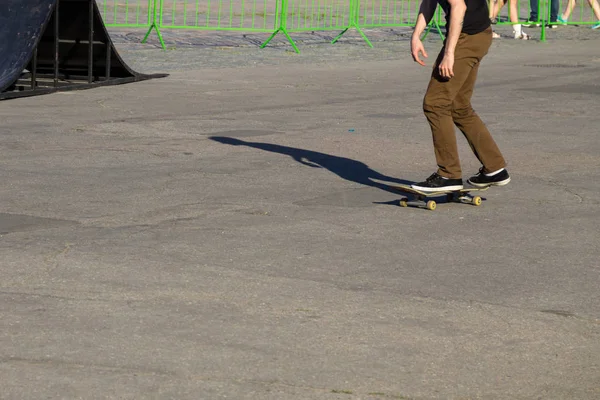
top-left (411, 36), bottom-right (428, 66)
top-left (438, 53), bottom-right (455, 79)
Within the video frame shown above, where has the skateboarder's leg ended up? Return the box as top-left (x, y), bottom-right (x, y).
top-left (422, 37), bottom-right (482, 179)
top-left (451, 63), bottom-right (507, 174)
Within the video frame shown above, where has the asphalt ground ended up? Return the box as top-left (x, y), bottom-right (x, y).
top-left (1, 25), bottom-right (599, 399)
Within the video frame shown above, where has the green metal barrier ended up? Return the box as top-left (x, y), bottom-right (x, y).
top-left (263, 0), bottom-right (355, 51)
top-left (98, 0), bottom-right (152, 26)
top-left (97, 0), bottom-right (164, 47)
top-left (98, 0), bottom-right (600, 52)
top-left (355, 0), bottom-right (420, 28)
top-left (157, 0), bottom-right (279, 31)
top-left (267, 0), bottom-right (445, 52)
top-left (489, 0), bottom-right (532, 27)
top-left (488, 0), bottom-right (552, 41)
top-left (157, 0), bottom-right (284, 50)
top-left (489, 0), bottom-right (599, 41)
top-left (283, 0), bottom-right (352, 31)
top-left (351, 0), bottom-right (445, 42)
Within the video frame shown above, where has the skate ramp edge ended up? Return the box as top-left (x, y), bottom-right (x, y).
top-left (0, 0), bottom-right (167, 100)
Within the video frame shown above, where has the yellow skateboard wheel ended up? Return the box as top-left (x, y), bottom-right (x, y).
top-left (399, 199), bottom-right (408, 207)
top-left (426, 200), bottom-right (437, 211)
top-left (473, 196), bottom-right (482, 206)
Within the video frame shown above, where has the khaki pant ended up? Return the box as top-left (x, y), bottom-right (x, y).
top-left (423, 27), bottom-right (506, 179)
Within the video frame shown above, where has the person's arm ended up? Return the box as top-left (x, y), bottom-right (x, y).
top-left (411, 0), bottom-right (439, 66)
top-left (438, 0), bottom-right (467, 78)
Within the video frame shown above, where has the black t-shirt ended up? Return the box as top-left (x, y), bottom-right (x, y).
top-left (438, 0), bottom-right (491, 34)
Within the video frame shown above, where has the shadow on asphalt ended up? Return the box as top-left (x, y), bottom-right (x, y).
top-left (209, 136), bottom-right (414, 198)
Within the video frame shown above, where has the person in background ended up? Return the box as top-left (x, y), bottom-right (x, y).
top-left (558, 0), bottom-right (600, 28)
top-left (488, 0), bottom-right (502, 37)
top-left (489, 0), bottom-right (530, 39)
top-left (524, 0), bottom-right (560, 28)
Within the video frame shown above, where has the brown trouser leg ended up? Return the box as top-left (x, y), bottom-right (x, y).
top-left (422, 27), bottom-right (506, 179)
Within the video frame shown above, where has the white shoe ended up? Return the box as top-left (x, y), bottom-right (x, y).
top-left (514, 31), bottom-right (530, 40)
top-left (492, 31), bottom-right (501, 39)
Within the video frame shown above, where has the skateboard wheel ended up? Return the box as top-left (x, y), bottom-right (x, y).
top-left (399, 199), bottom-right (408, 207)
top-left (472, 196), bottom-right (482, 206)
top-left (426, 200), bottom-right (437, 211)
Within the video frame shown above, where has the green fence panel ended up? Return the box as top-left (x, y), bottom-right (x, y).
top-left (355, 0), bottom-right (420, 27)
top-left (283, 0), bottom-right (352, 31)
top-left (561, 0), bottom-right (600, 25)
top-left (490, 0), bottom-right (599, 27)
top-left (97, 0), bottom-right (453, 52)
top-left (158, 0), bottom-right (278, 31)
top-left (487, 0), bottom-right (550, 40)
top-left (486, 0), bottom-right (598, 29)
top-left (97, 0), bottom-right (154, 27)
top-left (98, 0), bottom-right (164, 47)
top-left (98, 0), bottom-right (599, 52)
top-left (487, 0), bottom-right (598, 41)
top-left (490, 0), bottom-right (533, 25)
top-left (351, 0), bottom-right (444, 44)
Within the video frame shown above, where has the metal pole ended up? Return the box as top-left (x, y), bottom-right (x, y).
top-left (54, 0), bottom-right (60, 87)
top-left (88, 0), bottom-right (94, 83)
top-left (105, 42), bottom-right (111, 80)
top-left (31, 48), bottom-right (38, 90)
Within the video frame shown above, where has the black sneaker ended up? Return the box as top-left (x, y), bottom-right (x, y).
top-left (411, 173), bottom-right (464, 192)
top-left (467, 168), bottom-right (511, 187)
top-left (547, 21), bottom-right (559, 28)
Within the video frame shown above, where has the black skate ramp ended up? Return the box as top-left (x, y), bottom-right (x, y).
top-left (0, 0), bottom-right (166, 100)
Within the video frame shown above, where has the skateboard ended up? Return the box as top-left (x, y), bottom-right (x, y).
top-left (389, 184), bottom-right (491, 211)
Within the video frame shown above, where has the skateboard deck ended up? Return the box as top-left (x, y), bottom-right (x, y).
top-left (389, 184), bottom-right (491, 210)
